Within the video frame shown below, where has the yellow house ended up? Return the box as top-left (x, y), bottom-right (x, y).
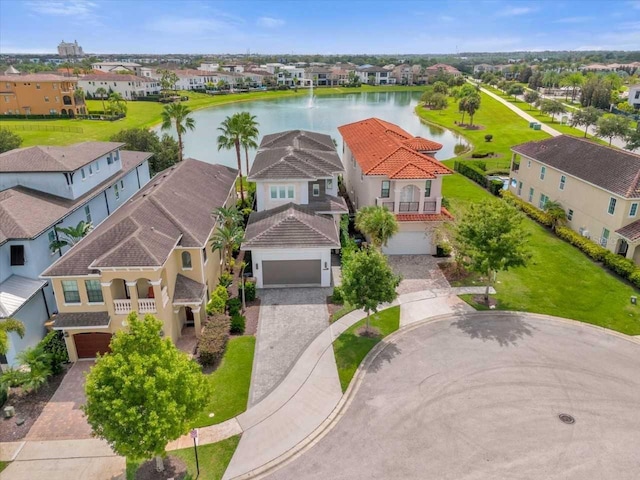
top-left (1, 72), bottom-right (86, 116)
top-left (42, 159), bottom-right (238, 360)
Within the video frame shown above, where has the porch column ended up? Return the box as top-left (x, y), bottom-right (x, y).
top-left (436, 196), bottom-right (443, 212)
top-left (125, 281), bottom-right (138, 313)
top-left (418, 186), bottom-right (425, 213)
top-left (393, 185), bottom-right (401, 214)
top-left (101, 281), bottom-right (113, 317)
top-left (192, 305), bottom-right (203, 337)
top-left (149, 280), bottom-right (162, 313)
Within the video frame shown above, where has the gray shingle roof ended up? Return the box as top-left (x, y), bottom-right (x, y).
top-left (52, 311), bottom-right (110, 329)
top-left (173, 274), bottom-right (206, 303)
top-left (307, 194), bottom-right (349, 213)
top-left (0, 142), bottom-right (125, 173)
top-left (512, 135), bottom-right (640, 199)
top-left (0, 150), bottom-right (152, 245)
top-left (43, 159), bottom-right (238, 277)
top-left (249, 130), bottom-right (344, 180)
top-left (242, 203), bottom-right (340, 249)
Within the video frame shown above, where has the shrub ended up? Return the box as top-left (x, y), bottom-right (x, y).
top-left (227, 297), bottom-right (242, 316)
top-left (603, 252), bottom-right (636, 278)
top-left (206, 285), bottom-right (229, 315)
top-left (198, 314), bottom-right (230, 366)
top-left (629, 270), bottom-right (640, 288)
top-left (454, 161), bottom-right (489, 188)
top-left (218, 272), bottom-right (233, 288)
top-left (0, 367), bottom-right (27, 389)
top-left (229, 258), bottom-right (236, 271)
top-left (39, 330), bottom-right (68, 374)
top-left (555, 227), bottom-right (609, 261)
top-left (0, 385), bottom-right (7, 407)
top-left (501, 190), bottom-right (553, 227)
top-left (488, 179), bottom-right (504, 196)
top-left (16, 346), bottom-right (52, 392)
top-left (471, 150), bottom-right (494, 158)
top-left (331, 286), bottom-right (344, 305)
top-left (484, 134), bottom-right (493, 142)
top-left (230, 314), bottom-right (246, 335)
top-left (485, 168), bottom-right (510, 176)
top-left (240, 281), bottom-right (256, 302)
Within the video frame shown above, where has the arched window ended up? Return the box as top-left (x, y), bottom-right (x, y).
top-left (182, 251), bottom-right (192, 269)
top-left (400, 185), bottom-right (419, 202)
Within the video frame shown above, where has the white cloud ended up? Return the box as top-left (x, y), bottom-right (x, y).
top-left (496, 6), bottom-right (537, 17)
top-left (553, 16), bottom-right (593, 24)
top-left (257, 16), bottom-right (285, 28)
top-left (26, 0), bottom-right (97, 17)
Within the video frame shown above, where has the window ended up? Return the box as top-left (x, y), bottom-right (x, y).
top-left (326, 178), bottom-right (333, 190)
top-left (540, 166), bottom-right (546, 180)
top-left (287, 185), bottom-right (294, 198)
top-left (61, 280), bottom-right (81, 303)
top-left (48, 230), bottom-right (56, 252)
top-left (381, 180), bottom-right (390, 198)
top-left (182, 251), bottom-right (192, 269)
top-left (10, 245), bottom-right (25, 266)
top-left (559, 175), bottom-right (566, 190)
top-left (312, 184), bottom-right (320, 197)
top-left (114, 183), bottom-right (120, 200)
top-left (120, 180), bottom-right (124, 190)
top-left (88, 164), bottom-right (93, 176)
top-left (84, 205), bottom-right (92, 223)
top-left (517, 181), bottom-right (523, 196)
top-left (270, 186), bottom-right (278, 199)
top-left (81, 168), bottom-right (86, 180)
top-left (271, 185), bottom-right (293, 199)
top-left (360, 171), bottom-right (364, 182)
top-left (528, 187), bottom-right (534, 203)
top-left (44, 96), bottom-right (49, 102)
top-left (424, 180), bottom-right (432, 197)
top-left (36, 83), bottom-right (41, 89)
top-left (114, 150), bottom-right (120, 161)
top-left (53, 83), bottom-right (57, 90)
top-left (85, 280), bottom-right (103, 303)
top-left (600, 228), bottom-right (610, 247)
top-left (630, 203), bottom-right (638, 217)
top-left (55, 96), bottom-right (59, 102)
top-left (567, 209), bottom-right (573, 221)
top-left (538, 193), bottom-right (549, 209)
top-left (107, 153), bottom-right (113, 165)
top-left (527, 160), bottom-right (531, 168)
top-left (95, 161), bottom-right (99, 172)
top-left (279, 186), bottom-right (286, 198)
top-left (607, 197), bottom-right (616, 215)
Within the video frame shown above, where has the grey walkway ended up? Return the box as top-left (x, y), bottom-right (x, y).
top-left (267, 312), bottom-right (640, 480)
top-left (249, 288), bottom-right (332, 406)
top-left (387, 254), bottom-right (450, 295)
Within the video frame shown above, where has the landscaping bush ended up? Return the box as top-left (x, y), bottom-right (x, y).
top-left (501, 191), bottom-right (553, 227)
top-left (485, 168), bottom-right (510, 176)
top-left (454, 161), bottom-right (489, 188)
top-left (0, 367), bottom-right (26, 389)
top-left (555, 226), bottom-right (609, 262)
top-left (488, 179), bottom-right (504, 196)
top-left (230, 314), bottom-right (246, 335)
top-left (227, 297), bottom-right (242, 316)
top-left (629, 270), bottom-right (640, 289)
top-left (16, 345), bottom-right (53, 392)
top-left (484, 134), bottom-right (493, 142)
top-left (471, 150), bottom-right (494, 158)
top-left (198, 314), bottom-right (230, 366)
top-left (39, 330), bottom-right (68, 374)
top-left (331, 286), bottom-right (344, 305)
top-left (239, 281), bottom-right (256, 302)
top-left (603, 252), bottom-right (637, 278)
top-left (206, 285), bottom-right (229, 315)
top-left (218, 272), bottom-right (233, 287)
top-left (0, 385), bottom-right (7, 407)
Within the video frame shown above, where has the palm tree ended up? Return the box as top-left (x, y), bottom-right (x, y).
top-left (161, 103), bottom-right (196, 162)
top-left (107, 92), bottom-right (127, 115)
top-left (239, 112), bottom-right (259, 179)
top-left (212, 205), bottom-right (243, 229)
top-left (217, 113), bottom-right (246, 202)
top-left (49, 220), bottom-right (93, 253)
top-left (0, 318), bottom-right (25, 356)
top-left (209, 225), bottom-right (244, 272)
top-left (355, 206), bottom-right (399, 249)
top-left (95, 87), bottom-right (108, 112)
top-left (543, 200), bottom-right (566, 231)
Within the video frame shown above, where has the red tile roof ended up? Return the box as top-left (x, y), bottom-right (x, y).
top-left (403, 136), bottom-right (443, 153)
top-left (338, 118), bottom-right (452, 180)
top-left (396, 208), bottom-right (454, 222)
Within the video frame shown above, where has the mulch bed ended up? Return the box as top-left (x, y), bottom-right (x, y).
top-left (458, 124), bottom-right (486, 130)
top-left (243, 298), bottom-right (260, 336)
top-left (0, 364), bottom-right (71, 442)
top-left (438, 262), bottom-right (474, 284)
top-left (135, 455), bottom-right (188, 480)
top-left (326, 297), bottom-right (342, 320)
top-left (471, 294), bottom-right (498, 308)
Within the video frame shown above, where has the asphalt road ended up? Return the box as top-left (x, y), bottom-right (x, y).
top-left (267, 313), bottom-right (640, 480)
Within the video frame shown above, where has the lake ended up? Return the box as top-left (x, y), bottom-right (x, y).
top-left (162, 91), bottom-right (468, 169)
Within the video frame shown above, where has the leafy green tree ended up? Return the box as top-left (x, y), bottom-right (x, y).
top-left (161, 103), bottom-right (196, 163)
top-left (238, 112), bottom-right (259, 179)
top-left (523, 90), bottom-right (539, 110)
top-left (157, 69), bottom-right (179, 95)
top-left (457, 83), bottom-right (477, 99)
top-left (432, 81), bottom-right (448, 95)
top-left (538, 99), bottom-right (566, 122)
top-left (0, 318), bottom-right (25, 356)
top-left (569, 106), bottom-right (603, 137)
top-left (94, 87), bottom-right (108, 112)
top-left (595, 115), bottom-right (632, 146)
top-left (507, 84), bottom-right (524, 100)
top-left (0, 128), bottom-right (23, 153)
top-left (107, 92), bottom-right (127, 115)
top-left (420, 86), bottom-right (435, 107)
top-left (431, 93), bottom-right (448, 112)
top-left (625, 129), bottom-right (640, 151)
top-left (458, 96), bottom-right (468, 124)
top-left (340, 248), bottom-right (400, 333)
top-left (217, 113), bottom-right (248, 202)
top-left (84, 313), bottom-right (210, 472)
top-left (210, 225), bottom-right (244, 272)
top-left (49, 220), bottom-right (93, 253)
top-left (561, 72), bottom-right (584, 102)
top-left (455, 200), bottom-right (531, 302)
top-left (355, 205), bottom-right (399, 249)
top-left (463, 93), bottom-right (481, 126)
top-left (110, 128), bottom-right (180, 175)
top-left (580, 75), bottom-right (613, 109)
top-left (212, 205), bottom-right (243, 229)
top-left (543, 200), bottom-right (567, 231)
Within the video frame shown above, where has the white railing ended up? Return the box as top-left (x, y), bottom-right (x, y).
top-left (113, 299), bottom-right (132, 315)
top-left (138, 298), bottom-right (157, 313)
top-left (161, 286), bottom-right (169, 307)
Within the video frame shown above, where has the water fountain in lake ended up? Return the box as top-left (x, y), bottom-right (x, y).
top-left (307, 81), bottom-right (315, 108)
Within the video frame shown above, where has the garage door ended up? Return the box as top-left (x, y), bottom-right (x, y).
top-left (383, 232), bottom-right (433, 255)
top-left (262, 260), bottom-right (321, 286)
top-left (74, 332), bottom-right (112, 359)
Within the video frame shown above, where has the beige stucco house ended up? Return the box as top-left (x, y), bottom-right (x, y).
top-left (42, 159), bottom-right (237, 360)
top-left (339, 118), bottom-right (453, 254)
top-left (509, 135), bottom-right (640, 263)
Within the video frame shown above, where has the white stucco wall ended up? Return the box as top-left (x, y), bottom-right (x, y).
top-left (4, 292), bottom-right (49, 366)
top-left (251, 248), bottom-right (332, 288)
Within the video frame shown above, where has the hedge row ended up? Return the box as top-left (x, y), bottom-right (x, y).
top-left (198, 314), bottom-right (230, 366)
top-left (502, 190), bottom-right (553, 227)
top-left (454, 161), bottom-right (488, 188)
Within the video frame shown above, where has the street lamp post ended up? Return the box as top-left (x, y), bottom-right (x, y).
top-left (190, 428), bottom-right (200, 478)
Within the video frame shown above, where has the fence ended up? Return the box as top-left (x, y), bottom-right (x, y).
top-left (2, 124), bottom-right (84, 133)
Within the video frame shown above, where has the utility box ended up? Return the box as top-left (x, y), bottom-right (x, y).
top-left (533, 123), bottom-right (542, 130)
top-left (4, 406), bottom-right (15, 418)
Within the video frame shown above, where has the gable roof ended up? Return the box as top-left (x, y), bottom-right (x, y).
top-left (249, 130), bottom-right (344, 180)
top-left (173, 274), bottom-right (206, 303)
top-left (43, 160), bottom-right (237, 277)
top-left (512, 135), bottom-right (640, 198)
top-left (616, 219), bottom-right (640, 242)
top-left (338, 118), bottom-right (452, 180)
top-left (0, 142), bottom-right (124, 173)
top-left (80, 74), bottom-right (152, 82)
top-left (242, 203), bottom-right (340, 249)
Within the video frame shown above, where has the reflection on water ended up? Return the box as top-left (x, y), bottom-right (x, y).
top-left (161, 91), bottom-right (468, 168)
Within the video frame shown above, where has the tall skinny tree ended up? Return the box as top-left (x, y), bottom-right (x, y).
top-left (161, 103), bottom-right (196, 162)
top-left (464, 94), bottom-right (481, 127)
top-left (210, 225), bottom-right (244, 272)
top-left (355, 205), bottom-right (399, 249)
top-left (95, 87), bottom-right (108, 112)
top-left (239, 112), bottom-right (260, 181)
top-left (217, 113), bottom-right (246, 202)
top-left (456, 200), bottom-right (531, 303)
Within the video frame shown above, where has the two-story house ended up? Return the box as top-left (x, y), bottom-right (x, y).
top-left (1, 72), bottom-right (86, 116)
top-left (79, 74), bottom-right (160, 100)
top-left (509, 135), bottom-right (640, 263)
top-left (242, 130), bottom-right (346, 288)
top-left (339, 118), bottom-right (453, 255)
top-left (42, 159), bottom-right (238, 361)
top-left (355, 66), bottom-right (394, 85)
top-left (0, 142), bottom-right (152, 366)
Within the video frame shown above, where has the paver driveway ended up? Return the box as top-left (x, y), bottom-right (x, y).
top-left (267, 313), bottom-right (640, 480)
top-left (249, 288), bottom-right (331, 406)
top-left (387, 254), bottom-right (450, 295)
top-left (26, 361), bottom-right (93, 440)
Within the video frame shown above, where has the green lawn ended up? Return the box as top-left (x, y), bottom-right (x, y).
top-left (0, 461), bottom-right (8, 473)
top-left (191, 336), bottom-right (255, 428)
top-left (126, 435), bottom-right (240, 480)
top-left (0, 85), bottom-right (427, 147)
top-left (330, 302), bottom-right (356, 323)
top-left (333, 306), bottom-right (400, 392)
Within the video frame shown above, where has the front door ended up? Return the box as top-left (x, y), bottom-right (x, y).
top-left (618, 239), bottom-right (629, 257)
top-left (185, 307), bottom-right (195, 326)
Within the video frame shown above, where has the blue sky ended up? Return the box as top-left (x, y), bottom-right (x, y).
top-left (1, 0), bottom-right (638, 54)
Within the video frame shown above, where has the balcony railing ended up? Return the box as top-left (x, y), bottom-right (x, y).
top-left (113, 298), bottom-right (157, 314)
top-left (399, 202), bottom-right (419, 212)
top-left (423, 201), bottom-right (437, 213)
top-left (511, 163), bottom-right (520, 172)
top-left (380, 201), bottom-right (395, 211)
top-left (113, 299), bottom-right (132, 315)
top-left (138, 298), bottom-right (157, 313)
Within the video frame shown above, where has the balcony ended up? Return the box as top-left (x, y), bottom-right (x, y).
top-left (113, 298), bottom-right (157, 315)
top-left (423, 201), bottom-right (437, 213)
top-left (398, 202), bottom-right (419, 212)
top-left (511, 162), bottom-right (520, 172)
top-left (113, 299), bottom-right (132, 315)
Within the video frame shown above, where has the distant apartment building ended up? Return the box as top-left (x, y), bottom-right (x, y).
top-left (355, 66), bottom-right (394, 85)
top-left (79, 74), bottom-right (160, 100)
top-left (57, 40), bottom-right (84, 57)
top-left (91, 62), bottom-right (142, 75)
top-left (629, 84), bottom-right (640, 110)
top-left (0, 73), bottom-right (86, 116)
